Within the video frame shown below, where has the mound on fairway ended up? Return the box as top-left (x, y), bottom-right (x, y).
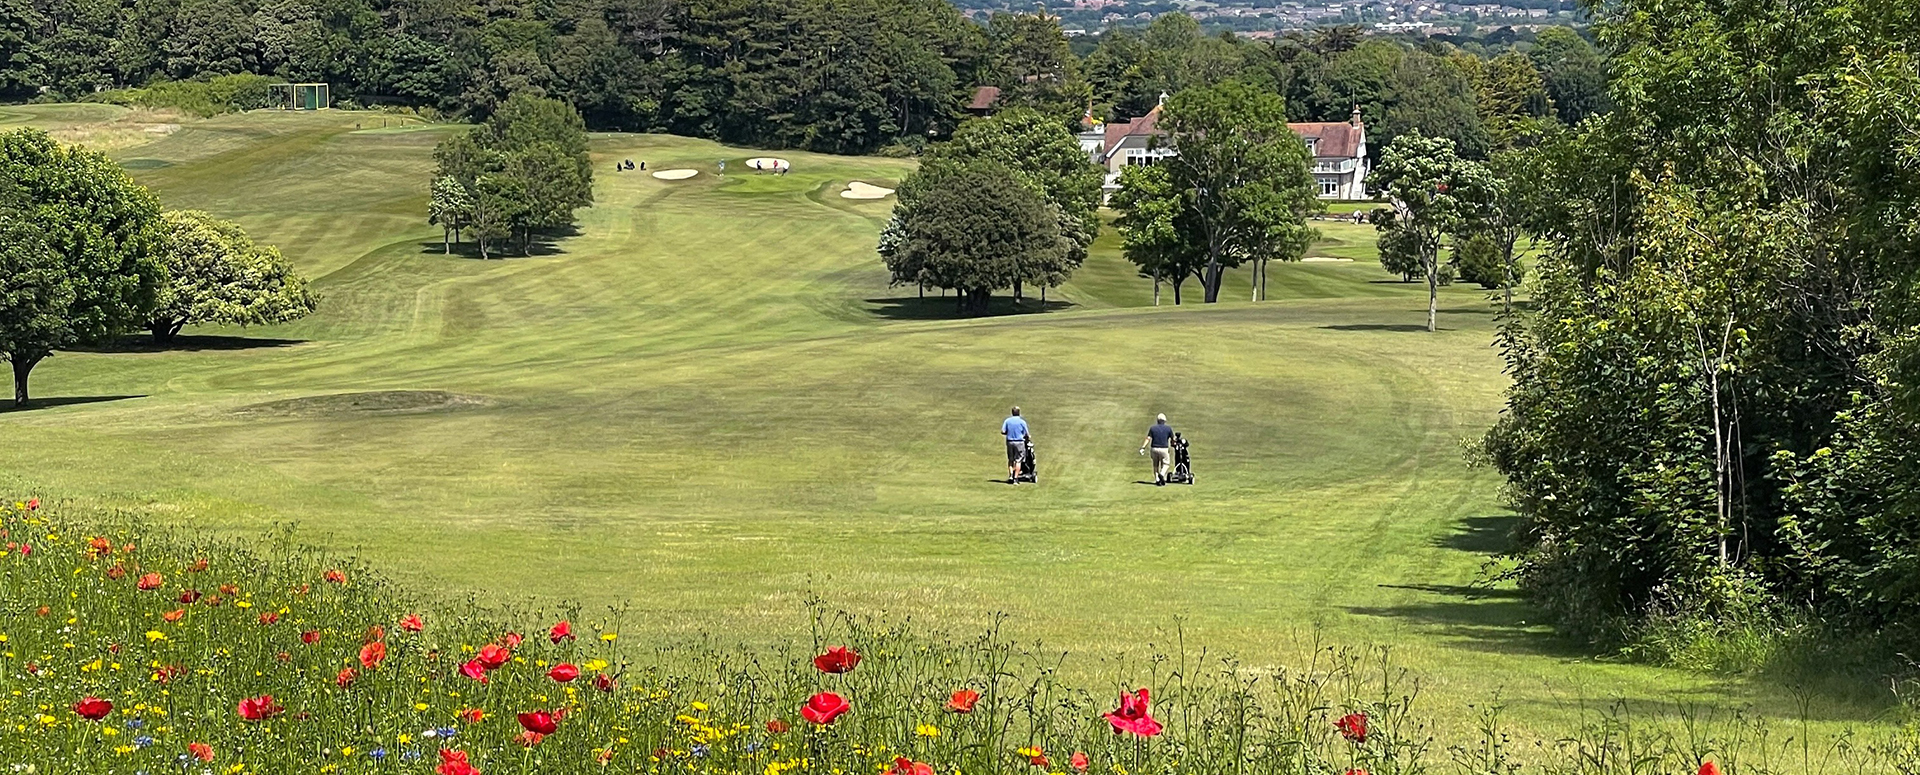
top-left (745, 157), bottom-right (790, 171)
top-left (235, 390), bottom-right (489, 417)
top-left (842, 181), bottom-right (894, 199)
top-left (652, 168), bottom-right (698, 180)
top-left (1301, 257), bottom-right (1355, 263)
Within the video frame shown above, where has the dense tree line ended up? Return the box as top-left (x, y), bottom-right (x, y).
top-left (0, 0), bottom-right (1604, 155)
top-left (1479, 0), bottom-right (1920, 658)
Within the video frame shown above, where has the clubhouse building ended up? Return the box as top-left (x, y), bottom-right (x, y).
top-left (1079, 102), bottom-right (1371, 201)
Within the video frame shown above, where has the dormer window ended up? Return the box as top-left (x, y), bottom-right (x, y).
top-left (1305, 138), bottom-right (1319, 155)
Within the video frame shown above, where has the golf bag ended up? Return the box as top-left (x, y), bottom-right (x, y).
top-left (1017, 439), bottom-right (1038, 484)
top-left (1167, 433), bottom-right (1194, 485)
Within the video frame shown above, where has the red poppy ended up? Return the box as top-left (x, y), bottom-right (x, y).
top-left (336, 667), bottom-right (357, 687)
top-left (107, 564), bottom-right (126, 579)
top-left (187, 558), bottom-right (207, 572)
top-left (1102, 688), bottom-right (1163, 737)
top-left (460, 659), bottom-right (489, 684)
top-left (1344, 770), bottom-right (1369, 775)
top-left (163, 609), bottom-right (186, 622)
top-left (153, 664), bottom-right (184, 683)
top-left (218, 583), bottom-right (238, 595)
top-left (178, 589), bottom-right (201, 604)
top-left (460, 707), bottom-right (485, 723)
top-left (324, 569), bottom-right (347, 584)
top-left (236, 695), bottom-right (283, 721)
top-left (24, 498), bottom-right (37, 510)
top-left (476, 644), bottom-right (511, 670)
top-left (88, 536), bottom-right (112, 557)
top-left (359, 641), bottom-right (387, 669)
top-left (1699, 763), bottom-right (1721, 775)
top-left (300, 630), bottom-right (320, 645)
top-left (547, 663), bottom-right (580, 683)
top-left (517, 731), bottom-right (545, 747)
top-left (548, 620), bottom-right (574, 643)
top-left (1027, 748), bottom-right (1050, 767)
top-left (293, 583), bottom-right (311, 596)
top-left (801, 692), bottom-right (850, 725)
top-left (72, 697), bottom-right (112, 720)
top-left (17, 544), bottom-right (29, 557)
top-left (1336, 712), bottom-right (1369, 744)
top-left (364, 625), bottom-right (385, 643)
top-left (275, 651), bottom-right (292, 663)
top-left (188, 742), bottom-right (214, 762)
top-left (502, 632), bottom-right (524, 648)
top-left (765, 718), bottom-right (791, 734)
top-left (945, 689), bottom-right (980, 713)
top-left (107, 642), bottom-right (121, 654)
top-left (258, 612), bottom-right (280, 625)
top-left (517, 710), bottom-right (559, 735)
top-left (592, 673), bottom-right (615, 693)
top-left (436, 749), bottom-right (480, 775)
top-left (888, 757), bottom-right (935, 775)
top-left (1071, 752), bottom-right (1089, 773)
top-left (813, 646), bottom-right (861, 674)
top-left (400, 614), bottom-right (424, 632)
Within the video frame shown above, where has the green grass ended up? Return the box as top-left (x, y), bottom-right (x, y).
top-left (0, 108), bottom-right (1891, 746)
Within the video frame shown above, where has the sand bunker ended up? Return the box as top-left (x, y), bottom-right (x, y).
top-left (745, 157), bottom-right (790, 171)
top-left (652, 169), bottom-right (699, 180)
top-left (841, 181), bottom-right (895, 200)
top-left (1301, 257), bottom-right (1354, 263)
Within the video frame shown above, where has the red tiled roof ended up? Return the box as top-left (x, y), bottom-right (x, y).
top-left (1289, 122), bottom-right (1365, 158)
top-left (1102, 104), bottom-right (1162, 156)
top-left (967, 86), bottom-right (1002, 111)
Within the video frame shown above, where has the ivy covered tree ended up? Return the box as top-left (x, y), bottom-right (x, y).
top-left (0, 129), bottom-right (164, 406)
top-left (149, 210), bottom-right (317, 344)
top-left (878, 158), bottom-right (1072, 315)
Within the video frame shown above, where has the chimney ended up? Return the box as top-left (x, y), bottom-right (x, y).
top-left (1350, 106), bottom-right (1363, 127)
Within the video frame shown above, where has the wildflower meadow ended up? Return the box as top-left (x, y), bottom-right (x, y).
top-left (1, 499), bottom-right (1916, 775)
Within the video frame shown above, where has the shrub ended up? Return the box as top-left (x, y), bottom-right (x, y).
top-left (86, 75), bottom-right (280, 118)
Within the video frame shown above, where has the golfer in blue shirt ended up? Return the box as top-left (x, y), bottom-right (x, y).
top-left (1141, 413), bottom-right (1175, 485)
top-left (1002, 406), bottom-right (1030, 484)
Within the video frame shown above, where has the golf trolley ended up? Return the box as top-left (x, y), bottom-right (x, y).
top-left (1166, 433), bottom-right (1194, 485)
top-left (1016, 439), bottom-right (1038, 484)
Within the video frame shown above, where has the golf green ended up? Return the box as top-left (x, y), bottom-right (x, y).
top-left (0, 107), bottom-right (1882, 741)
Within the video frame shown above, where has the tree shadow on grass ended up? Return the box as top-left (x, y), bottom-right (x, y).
top-left (0, 395), bottom-right (146, 413)
top-left (80, 335), bottom-right (305, 353)
top-left (1438, 514), bottom-right (1520, 553)
top-left (1319, 323), bottom-right (1434, 332)
top-left (866, 296), bottom-right (1075, 321)
top-left (417, 227), bottom-right (579, 260)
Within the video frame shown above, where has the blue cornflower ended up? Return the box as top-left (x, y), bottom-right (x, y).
top-left (434, 727), bottom-right (458, 739)
top-left (691, 744), bottom-right (709, 758)
top-left (401, 749), bottom-right (422, 762)
top-left (133, 735), bottom-right (154, 749)
top-left (370, 748), bottom-right (387, 761)
top-left (125, 718), bottom-right (144, 729)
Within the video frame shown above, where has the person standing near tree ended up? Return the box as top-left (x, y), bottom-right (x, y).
top-left (1002, 406), bottom-right (1030, 484)
top-left (1140, 413), bottom-right (1175, 485)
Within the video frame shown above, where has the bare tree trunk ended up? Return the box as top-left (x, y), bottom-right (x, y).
top-left (1153, 272), bottom-right (1160, 306)
top-left (1252, 259), bottom-right (1260, 302)
top-left (151, 319), bottom-right (185, 344)
top-left (11, 355), bottom-right (39, 408)
top-left (1426, 251), bottom-right (1439, 333)
top-left (444, 228), bottom-right (452, 255)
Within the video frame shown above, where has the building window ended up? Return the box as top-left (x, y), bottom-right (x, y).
top-left (1318, 178), bottom-right (1339, 197)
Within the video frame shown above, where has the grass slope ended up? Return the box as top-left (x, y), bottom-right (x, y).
top-left (0, 106), bottom-right (1886, 742)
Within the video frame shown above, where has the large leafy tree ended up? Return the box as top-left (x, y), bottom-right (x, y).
top-left (430, 93), bottom-right (593, 257)
top-left (149, 210), bottom-right (317, 343)
top-left (0, 129), bottom-right (163, 406)
top-left (928, 107), bottom-right (1103, 282)
top-left (878, 158), bottom-right (1072, 315)
top-left (1110, 163), bottom-right (1204, 305)
top-left (1368, 133), bottom-right (1497, 332)
top-left (1141, 80), bottom-right (1322, 304)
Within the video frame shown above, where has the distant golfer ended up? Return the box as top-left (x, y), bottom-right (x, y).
top-left (1140, 413), bottom-right (1174, 485)
top-left (1002, 406), bottom-right (1030, 484)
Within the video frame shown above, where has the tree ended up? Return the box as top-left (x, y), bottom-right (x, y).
top-left (1111, 163), bottom-right (1204, 305)
top-left (0, 129), bottom-right (164, 406)
top-left (429, 176), bottom-right (474, 253)
top-left (149, 210), bottom-right (317, 343)
top-left (1154, 80), bottom-right (1322, 303)
top-left (1529, 27), bottom-right (1611, 126)
top-left (928, 108), bottom-right (1103, 294)
top-left (1367, 133), bottom-right (1496, 331)
top-left (878, 158), bottom-right (1072, 315)
top-left (430, 93), bottom-right (593, 257)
